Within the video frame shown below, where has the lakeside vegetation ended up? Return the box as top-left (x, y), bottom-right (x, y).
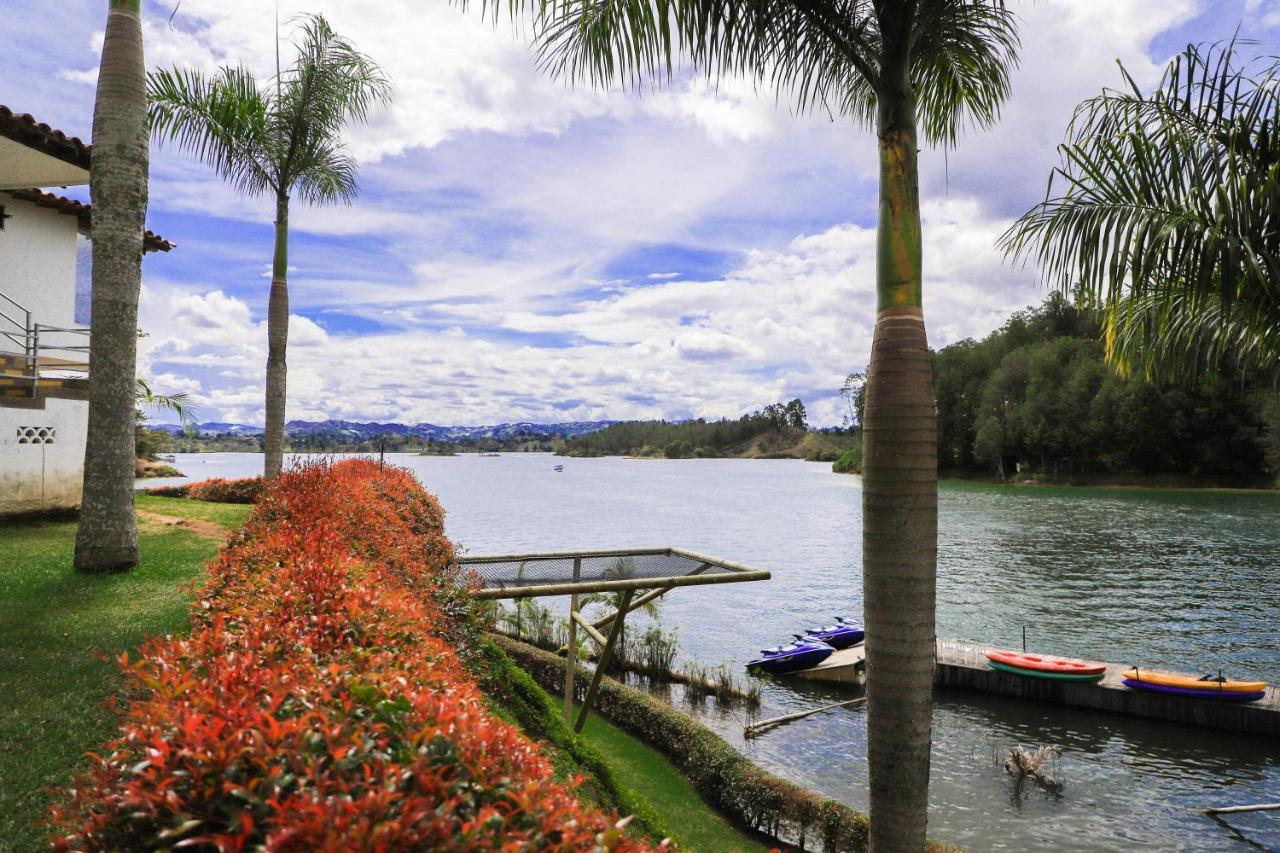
top-left (559, 399), bottom-right (854, 460)
top-left (933, 296), bottom-right (1279, 485)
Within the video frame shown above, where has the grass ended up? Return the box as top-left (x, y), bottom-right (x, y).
top-left (134, 493), bottom-right (253, 530)
top-left (574, 706), bottom-right (769, 853)
top-left (0, 508), bottom-right (225, 849)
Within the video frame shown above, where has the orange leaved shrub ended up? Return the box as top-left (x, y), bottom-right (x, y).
top-left (146, 476), bottom-right (263, 504)
top-left (55, 459), bottom-right (655, 851)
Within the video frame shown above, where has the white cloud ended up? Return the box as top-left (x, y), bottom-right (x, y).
top-left (23, 0), bottom-right (1257, 428)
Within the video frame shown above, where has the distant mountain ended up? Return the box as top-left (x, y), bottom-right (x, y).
top-left (151, 419), bottom-right (617, 440)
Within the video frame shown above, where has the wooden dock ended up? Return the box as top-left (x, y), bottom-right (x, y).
top-left (786, 639), bottom-right (1280, 737)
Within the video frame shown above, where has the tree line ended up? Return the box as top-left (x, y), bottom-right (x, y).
top-left (560, 399), bottom-right (810, 458)
top-left (918, 296), bottom-right (1278, 483)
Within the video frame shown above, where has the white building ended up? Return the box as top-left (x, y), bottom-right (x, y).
top-left (0, 105), bottom-right (172, 515)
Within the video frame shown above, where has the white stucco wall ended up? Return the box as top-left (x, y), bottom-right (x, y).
top-left (0, 398), bottom-right (88, 513)
top-left (0, 196), bottom-right (80, 354)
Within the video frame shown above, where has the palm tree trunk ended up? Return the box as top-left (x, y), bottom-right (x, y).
top-left (862, 58), bottom-right (938, 853)
top-left (75, 0), bottom-right (148, 573)
top-left (263, 193), bottom-right (289, 480)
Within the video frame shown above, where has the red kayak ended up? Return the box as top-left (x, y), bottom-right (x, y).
top-left (985, 649), bottom-right (1107, 677)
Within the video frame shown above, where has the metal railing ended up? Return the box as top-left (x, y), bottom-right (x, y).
top-left (0, 289), bottom-right (90, 394)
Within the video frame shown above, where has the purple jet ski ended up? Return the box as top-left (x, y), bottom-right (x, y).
top-left (747, 635), bottom-right (835, 674)
top-left (804, 617), bottom-right (865, 650)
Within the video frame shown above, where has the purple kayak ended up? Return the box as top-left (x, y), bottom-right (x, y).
top-left (1122, 678), bottom-right (1265, 703)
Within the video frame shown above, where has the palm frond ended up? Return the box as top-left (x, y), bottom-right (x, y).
top-left (464, 1), bottom-right (1017, 145)
top-left (1104, 292), bottom-right (1280, 385)
top-left (910, 0), bottom-right (1019, 145)
top-left (136, 378), bottom-right (200, 429)
top-left (273, 13), bottom-right (392, 189)
top-left (147, 66), bottom-right (276, 197)
top-left (1001, 39), bottom-right (1280, 327)
top-left (293, 142), bottom-right (359, 205)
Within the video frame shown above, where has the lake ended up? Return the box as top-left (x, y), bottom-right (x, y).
top-left (144, 452), bottom-right (1280, 850)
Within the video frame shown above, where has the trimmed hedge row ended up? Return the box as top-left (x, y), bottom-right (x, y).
top-left (146, 476), bottom-right (264, 503)
top-left (496, 635), bottom-right (907, 853)
top-left (54, 460), bottom-right (656, 851)
top-left (472, 639), bottom-right (672, 842)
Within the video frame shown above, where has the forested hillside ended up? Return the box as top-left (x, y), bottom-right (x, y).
top-left (931, 296), bottom-right (1279, 484)
top-left (559, 400), bottom-right (853, 459)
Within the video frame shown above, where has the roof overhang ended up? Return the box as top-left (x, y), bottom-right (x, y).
top-left (0, 108), bottom-right (91, 190)
top-left (4, 189), bottom-right (175, 253)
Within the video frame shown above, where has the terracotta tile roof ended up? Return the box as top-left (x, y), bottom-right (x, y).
top-left (5, 189), bottom-right (175, 253)
top-left (0, 105), bottom-right (92, 171)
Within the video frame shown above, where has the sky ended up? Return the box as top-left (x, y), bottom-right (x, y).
top-left (4, 0), bottom-right (1280, 427)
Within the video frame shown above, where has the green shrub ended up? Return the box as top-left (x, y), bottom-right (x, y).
top-left (832, 444), bottom-right (862, 474)
top-left (471, 639), bottom-right (671, 843)
top-left (494, 635), bottom-right (882, 852)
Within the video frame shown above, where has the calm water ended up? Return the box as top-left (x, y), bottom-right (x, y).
top-left (145, 452), bottom-right (1280, 850)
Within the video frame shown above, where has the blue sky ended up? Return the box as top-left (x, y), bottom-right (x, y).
top-left (5, 0), bottom-right (1280, 426)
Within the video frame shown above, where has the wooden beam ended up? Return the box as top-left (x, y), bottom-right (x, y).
top-left (563, 557), bottom-right (581, 724)
top-left (563, 594), bottom-right (578, 722)
top-left (744, 697), bottom-right (867, 739)
top-left (575, 589), bottom-right (633, 734)
top-left (470, 568), bottom-right (771, 600)
top-left (571, 610), bottom-right (608, 648)
top-left (588, 584), bottom-right (673, 632)
top-left (1203, 803), bottom-right (1280, 816)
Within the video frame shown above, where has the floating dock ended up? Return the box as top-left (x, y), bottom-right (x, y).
top-left (790, 639), bottom-right (1280, 737)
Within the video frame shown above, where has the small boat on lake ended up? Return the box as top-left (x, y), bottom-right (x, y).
top-left (985, 649), bottom-right (1106, 681)
top-left (1123, 668), bottom-right (1267, 702)
top-left (804, 618), bottom-right (865, 649)
top-left (747, 635), bottom-right (835, 675)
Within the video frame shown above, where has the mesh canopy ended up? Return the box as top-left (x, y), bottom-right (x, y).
top-left (461, 548), bottom-right (769, 598)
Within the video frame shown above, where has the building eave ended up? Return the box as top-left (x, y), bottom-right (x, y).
top-left (4, 189), bottom-right (175, 254)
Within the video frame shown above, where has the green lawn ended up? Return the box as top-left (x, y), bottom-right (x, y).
top-left (0, 511), bottom-right (224, 849)
top-left (134, 493), bottom-right (253, 530)
top-left (574, 707), bottom-right (769, 852)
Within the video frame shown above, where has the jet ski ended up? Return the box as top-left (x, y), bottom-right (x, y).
top-left (804, 617), bottom-right (865, 649)
top-left (746, 635), bottom-right (835, 674)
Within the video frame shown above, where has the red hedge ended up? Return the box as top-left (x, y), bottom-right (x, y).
top-left (146, 477), bottom-right (263, 504)
top-left (55, 459), bottom-right (657, 851)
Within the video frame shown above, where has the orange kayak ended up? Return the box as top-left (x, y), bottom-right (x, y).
top-left (986, 649), bottom-right (1107, 677)
top-left (1123, 668), bottom-right (1266, 693)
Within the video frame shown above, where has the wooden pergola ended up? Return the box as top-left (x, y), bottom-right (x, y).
top-left (463, 547), bottom-right (771, 732)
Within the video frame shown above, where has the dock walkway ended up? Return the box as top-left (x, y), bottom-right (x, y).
top-left (790, 639), bottom-right (1280, 737)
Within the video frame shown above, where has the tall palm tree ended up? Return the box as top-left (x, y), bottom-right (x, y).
top-left (147, 14), bottom-right (390, 479)
top-left (461, 2), bottom-right (1019, 847)
top-left (1001, 40), bottom-right (1280, 384)
top-left (75, 0), bottom-right (150, 574)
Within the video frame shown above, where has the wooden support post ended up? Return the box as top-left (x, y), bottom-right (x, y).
top-left (575, 589), bottom-right (633, 734)
top-left (564, 592), bottom-right (578, 724)
top-left (592, 584), bottom-right (673, 631)
top-left (572, 610), bottom-right (609, 648)
top-left (563, 557), bottom-right (580, 725)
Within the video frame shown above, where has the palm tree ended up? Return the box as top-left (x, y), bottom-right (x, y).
top-left (147, 15), bottom-right (390, 479)
top-left (1001, 40), bottom-right (1280, 384)
top-left (75, 0), bottom-right (150, 574)
top-left (462, 2), bottom-right (1018, 847)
